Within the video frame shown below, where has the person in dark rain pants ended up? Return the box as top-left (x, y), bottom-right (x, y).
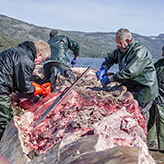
top-left (43, 30), bottom-right (80, 91)
top-left (147, 46), bottom-right (164, 152)
top-left (0, 40), bottom-right (51, 139)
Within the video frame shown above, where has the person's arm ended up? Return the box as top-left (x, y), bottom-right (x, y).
top-left (67, 36), bottom-right (80, 59)
top-left (101, 50), bottom-right (118, 71)
top-left (15, 62), bottom-right (51, 97)
top-left (95, 50), bottom-right (118, 80)
top-left (14, 59), bottom-right (35, 95)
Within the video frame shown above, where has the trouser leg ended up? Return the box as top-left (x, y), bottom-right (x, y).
top-left (156, 104), bottom-right (164, 150)
top-left (139, 100), bottom-right (154, 124)
top-left (43, 62), bottom-right (76, 91)
top-left (43, 62), bottom-right (56, 83)
top-left (50, 66), bottom-right (58, 92)
top-left (139, 100), bottom-right (156, 144)
top-left (146, 103), bottom-right (157, 144)
top-left (43, 62), bottom-right (59, 91)
top-left (0, 95), bottom-right (13, 139)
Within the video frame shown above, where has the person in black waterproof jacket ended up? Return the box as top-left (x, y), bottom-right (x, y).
top-left (95, 28), bottom-right (158, 137)
top-left (0, 40), bottom-right (51, 139)
top-left (147, 46), bottom-right (164, 152)
top-left (43, 30), bottom-right (80, 91)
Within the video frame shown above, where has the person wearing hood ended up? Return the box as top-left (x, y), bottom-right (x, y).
top-left (43, 30), bottom-right (80, 91)
top-left (0, 40), bottom-right (51, 139)
top-left (95, 28), bottom-right (158, 140)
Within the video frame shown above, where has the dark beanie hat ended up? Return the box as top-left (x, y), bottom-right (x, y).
top-left (50, 30), bottom-right (58, 37)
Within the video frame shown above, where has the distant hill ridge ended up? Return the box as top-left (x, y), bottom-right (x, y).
top-left (0, 14), bottom-right (164, 60)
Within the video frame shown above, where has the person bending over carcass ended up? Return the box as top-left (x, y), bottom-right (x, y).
top-left (95, 28), bottom-right (159, 144)
top-left (0, 40), bottom-right (51, 139)
top-left (43, 30), bottom-right (80, 91)
top-left (147, 46), bottom-right (164, 152)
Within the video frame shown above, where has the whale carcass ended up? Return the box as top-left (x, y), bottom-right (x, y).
top-left (0, 66), bottom-right (155, 164)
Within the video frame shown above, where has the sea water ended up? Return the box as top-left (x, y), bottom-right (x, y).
top-left (69, 57), bottom-right (118, 73)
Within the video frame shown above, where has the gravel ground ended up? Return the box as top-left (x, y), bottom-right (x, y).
top-left (149, 143), bottom-right (164, 164)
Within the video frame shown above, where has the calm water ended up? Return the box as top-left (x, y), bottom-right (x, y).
top-left (69, 57), bottom-right (118, 73)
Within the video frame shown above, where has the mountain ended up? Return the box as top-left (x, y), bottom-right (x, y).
top-left (0, 14), bottom-right (164, 60)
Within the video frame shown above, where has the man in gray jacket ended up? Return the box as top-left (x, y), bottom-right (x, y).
top-left (96, 28), bottom-right (158, 141)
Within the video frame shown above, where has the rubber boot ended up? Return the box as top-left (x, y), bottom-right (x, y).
top-left (65, 70), bottom-right (76, 81)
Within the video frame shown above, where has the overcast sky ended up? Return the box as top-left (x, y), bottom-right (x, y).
top-left (0, 0), bottom-right (164, 36)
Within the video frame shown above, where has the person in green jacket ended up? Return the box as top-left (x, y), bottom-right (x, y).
top-left (96, 28), bottom-right (158, 137)
top-left (147, 46), bottom-right (164, 152)
top-left (43, 30), bottom-right (80, 91)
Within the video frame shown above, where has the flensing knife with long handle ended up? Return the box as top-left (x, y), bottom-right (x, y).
top-left (33, 66), bottom-right (91, 127)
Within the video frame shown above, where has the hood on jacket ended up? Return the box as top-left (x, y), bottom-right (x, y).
top-left (18, 41), bottom-right (36, 60)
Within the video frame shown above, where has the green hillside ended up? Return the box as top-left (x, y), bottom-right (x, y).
top-left (0, 14), bottom-right (163, 60)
